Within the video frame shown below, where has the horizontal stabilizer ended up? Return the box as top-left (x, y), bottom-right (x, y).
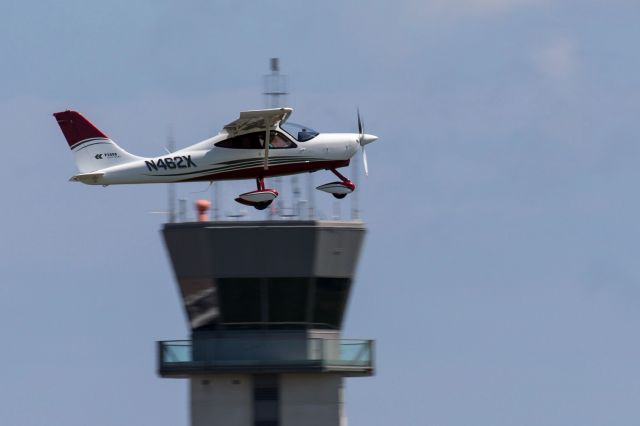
top-left (69, 172), bottom-right (104, 184)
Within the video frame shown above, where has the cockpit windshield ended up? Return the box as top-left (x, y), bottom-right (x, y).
top-left (280, 122), bottom-right (319, 142)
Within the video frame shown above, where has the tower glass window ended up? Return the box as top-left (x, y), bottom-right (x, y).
top-left (213, 277), bottom-right (350, 329)
top-left (217, 278), bottom-right (261, 323)
top-left (312, 278), bottom-right (351, 328)
top-left (268, 278), bottom-right (308, 323)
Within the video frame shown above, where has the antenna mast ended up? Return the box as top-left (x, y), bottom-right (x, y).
top-left (167, 127), bottom-right (176, 223)
top-left (263, 58), bottom-right (287, 108)
top-left (263, 58), bottom-right (296, 218)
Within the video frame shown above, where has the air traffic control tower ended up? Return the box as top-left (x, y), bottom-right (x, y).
top-left (158, 219), bottom-right (374, 426)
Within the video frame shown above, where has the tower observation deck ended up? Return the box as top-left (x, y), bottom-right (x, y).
top-left (158, 219), bottom-right (374, 426)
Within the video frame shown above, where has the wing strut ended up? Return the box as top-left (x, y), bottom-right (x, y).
top-left (264, 129), bottom-right (271, 170)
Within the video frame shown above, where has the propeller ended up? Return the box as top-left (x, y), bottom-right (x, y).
top-left (357, 108), bottom-right (369, 176)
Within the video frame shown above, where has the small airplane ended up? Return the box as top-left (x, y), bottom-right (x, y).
top-left (53, 107), bottom-right (378, 210)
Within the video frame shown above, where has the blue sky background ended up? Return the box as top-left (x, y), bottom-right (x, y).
top-left (1, 0), bottom-right (640, 424)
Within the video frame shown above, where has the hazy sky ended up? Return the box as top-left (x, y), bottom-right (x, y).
top-left (2, 1), bottom-right (640, 425)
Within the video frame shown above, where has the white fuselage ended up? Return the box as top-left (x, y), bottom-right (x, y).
top-left (90, 131), bottom-right (361, 185)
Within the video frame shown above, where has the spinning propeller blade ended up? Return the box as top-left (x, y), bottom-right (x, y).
top-left (357, 108), bottom-right (369, 176)
top-left (362, 146), bottom-right (369, 176)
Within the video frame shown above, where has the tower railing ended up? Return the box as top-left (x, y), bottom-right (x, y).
top-left (157, 338), bottom-right (374, 377)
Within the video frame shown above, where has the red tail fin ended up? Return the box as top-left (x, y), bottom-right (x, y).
top-left (53, 110), bottom-right (109, 149)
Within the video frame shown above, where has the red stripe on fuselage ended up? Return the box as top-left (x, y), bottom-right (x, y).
top-left (182, 159), bottom-right (350, 182)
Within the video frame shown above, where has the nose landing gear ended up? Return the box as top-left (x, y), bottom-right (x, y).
top-left (316, 168), bottom-right (356, 199)
top-left (235, 177), bottom-right (279, 210)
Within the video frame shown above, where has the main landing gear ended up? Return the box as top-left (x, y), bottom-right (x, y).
top-left (235, 177), bottom-right (279, 210)
top-left (316, 168), bottom-right (356, 199)
top-left (236, 168), bottom-right (355, 210)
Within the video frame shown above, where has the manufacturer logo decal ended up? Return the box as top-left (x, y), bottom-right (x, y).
top-left (95, 153), bottom-right (119, 160)
top-left (145, 155), bottom-right (197, 171)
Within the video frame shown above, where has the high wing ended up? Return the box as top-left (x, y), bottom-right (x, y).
top-left (223, 107), bottom-right (293, 170)
top-left (223, 107), bottom-right (293, 137)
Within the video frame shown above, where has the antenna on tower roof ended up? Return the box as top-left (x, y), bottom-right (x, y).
top-left (263, 58), bottom-right (299, 219)
top-left (167, 126), bottom-right (176, 223)
top-left (263, 58), bottom-right (288, 108)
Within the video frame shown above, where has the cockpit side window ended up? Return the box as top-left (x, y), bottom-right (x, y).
top-left (215, 131), bottom-right (297, 149)
top-left (280, 122), bottom-right (319, 142)
top-left (215, 132), bottom-right (262, 149)
top-left (269, 132), bottom-right (297, 148)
